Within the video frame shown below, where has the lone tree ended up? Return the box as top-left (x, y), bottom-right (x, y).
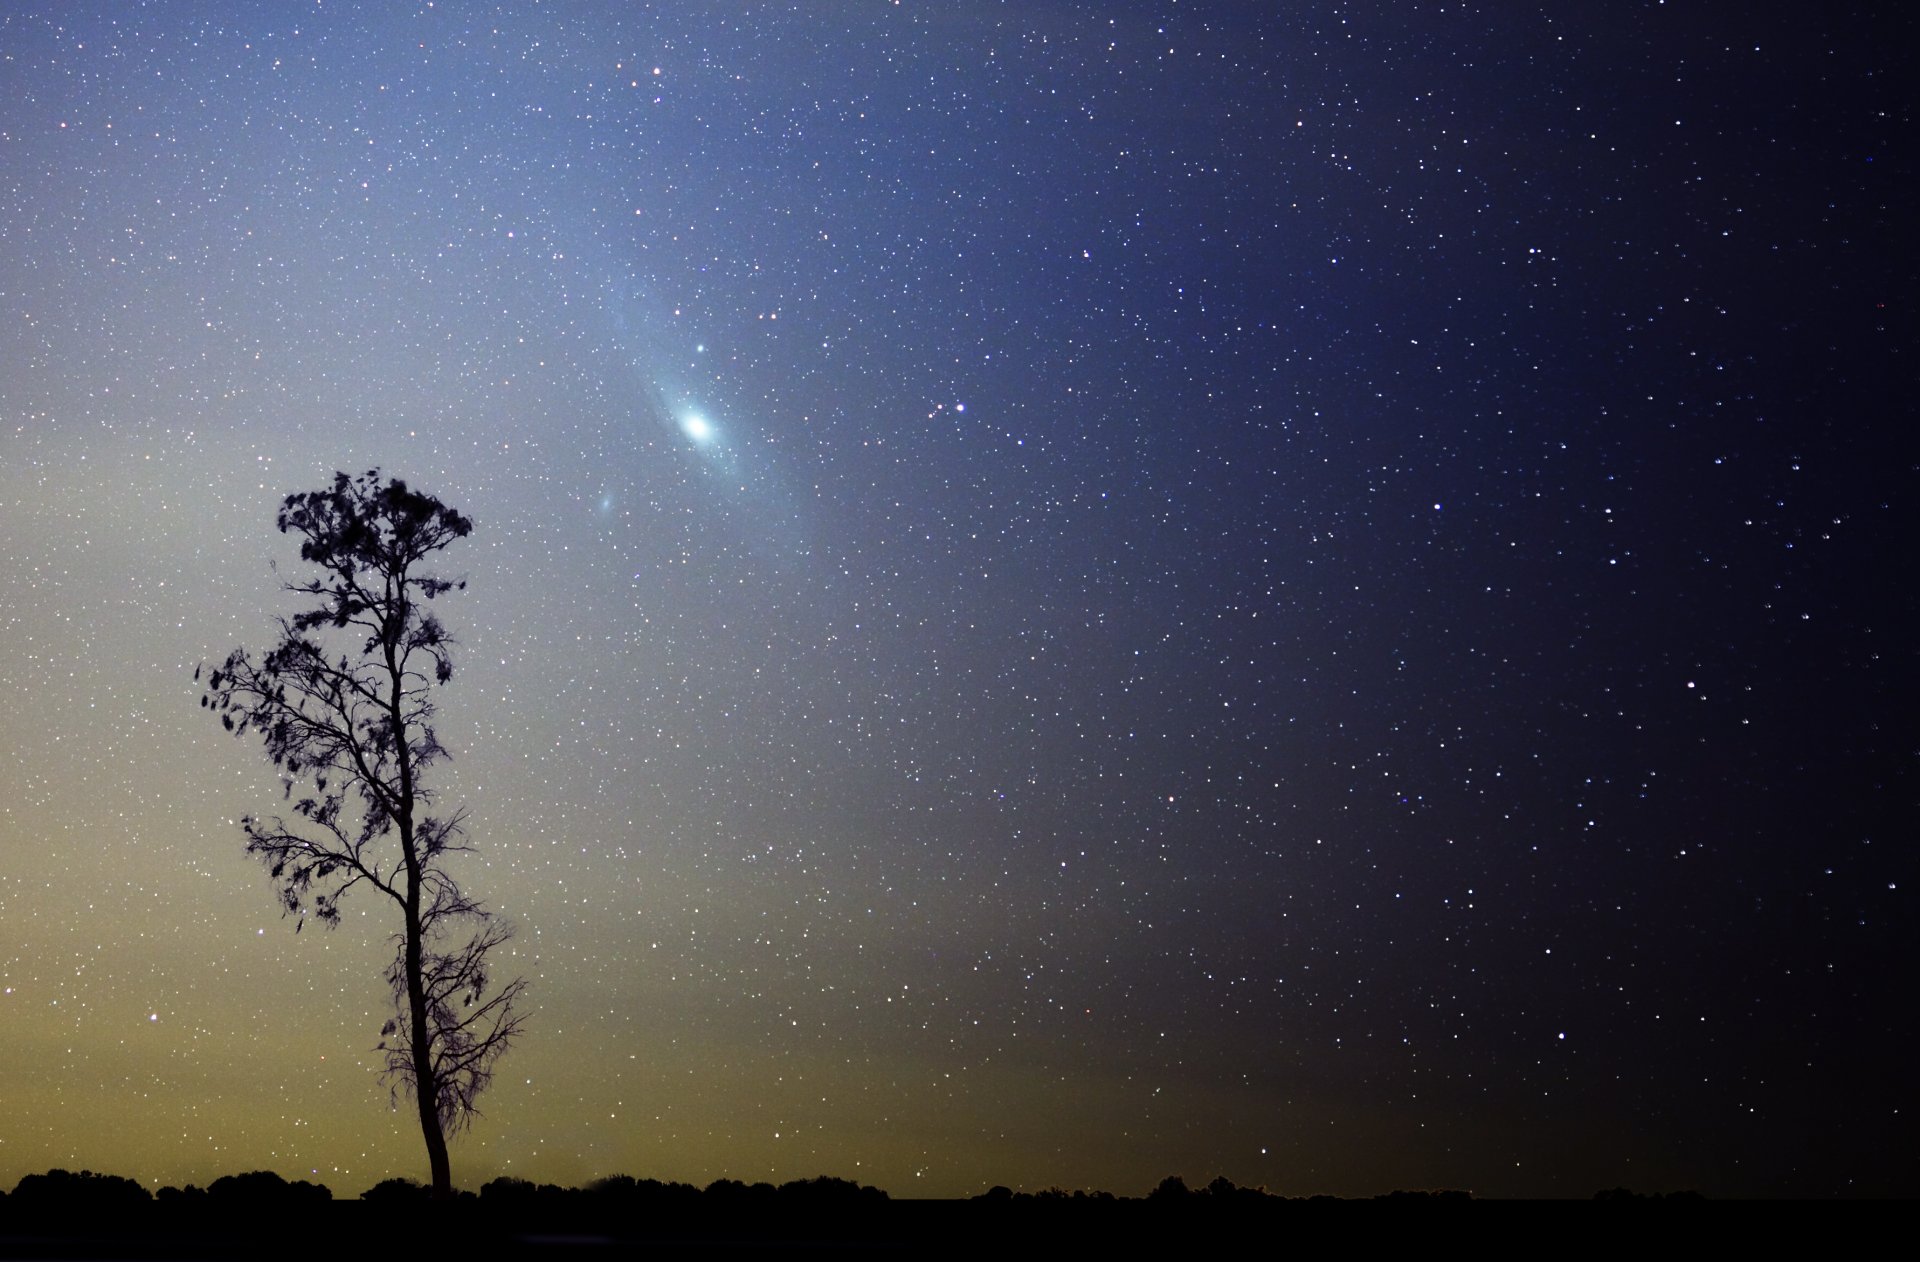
top-left (200, 470), bottom-right (526, 1198)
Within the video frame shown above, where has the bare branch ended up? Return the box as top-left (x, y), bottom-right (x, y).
top-left (379, 909), bottom-right (528, 1135)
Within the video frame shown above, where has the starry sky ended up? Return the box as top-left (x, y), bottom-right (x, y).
top-left (0, 1), bottom-right (1911, 1200)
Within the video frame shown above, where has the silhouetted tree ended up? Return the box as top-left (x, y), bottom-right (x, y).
top-left (200, 470), bottom-right (527, 1198)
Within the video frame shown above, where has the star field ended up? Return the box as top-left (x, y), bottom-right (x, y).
top-left (0, 2), bottom-right (1910, 1198)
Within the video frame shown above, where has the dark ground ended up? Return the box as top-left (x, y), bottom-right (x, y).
top-left (0, 1196), bottom-right (1899, 1259)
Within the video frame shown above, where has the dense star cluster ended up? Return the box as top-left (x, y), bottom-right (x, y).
top-left (0, 3), bottom-right (1909, 1199)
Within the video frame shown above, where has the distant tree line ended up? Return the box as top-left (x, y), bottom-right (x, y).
top-left (0, 1168), bottom-right (889, 1216)
top-left (978, 1174), bottom-right (1479, 1205)
top-left (0, 1166), bottom-right (1709, 1250)
top-left (2, 1167), bottom-right (1712, 1216)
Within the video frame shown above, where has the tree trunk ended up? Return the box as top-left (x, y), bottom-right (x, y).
top-left (404, 870), bottom-right (452, 1198)
top-left (388, 618), bottom-right (451, 1199)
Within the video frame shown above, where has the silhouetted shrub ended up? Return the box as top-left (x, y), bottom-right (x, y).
top-left (586, 1173), bottom-right (703, 1216)
top-left (360, 1176), bottom-right (431, 1204)
top-left (155, 1184), bottom-right (208, 1206)
top-left (1148, 1174), bottom-right (1192, 1203)
top-left (1200, 1175), bottom-right (1284, 1206)
top-left (479, 1176), bottom-right (539, 1205)
top-left (207, 1170), bottom-right (332, 1209)
top-left (704, 1177), bottom-right (777, 1213)
top-left (776, 1175), bottom-right (888, 1207)
top-left (9, 1169), bottom-right (151, 1216)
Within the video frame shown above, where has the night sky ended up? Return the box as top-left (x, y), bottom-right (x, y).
top-left (1, 2), bottom-right (1911, 1200)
